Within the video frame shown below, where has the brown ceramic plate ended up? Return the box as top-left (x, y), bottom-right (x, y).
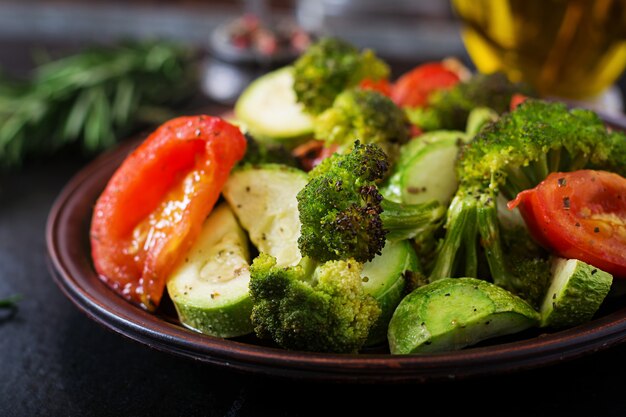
top-left (46, 112), bottom-right (626, 383)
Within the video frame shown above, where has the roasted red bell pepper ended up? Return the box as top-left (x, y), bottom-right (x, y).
top-left (90, 116), bottom-right (246, 310)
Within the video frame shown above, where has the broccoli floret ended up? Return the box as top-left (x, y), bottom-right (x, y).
top-left (428, 100), bottom-right (626, 306)
top-left (590, 130), bottom-right (626, 177)
top-left (406, 73), bottom-right (533, 131)
top-left (458, 100), bottom-right (621, 199)
top-left (314, 89), bottom-right (410, 161)
top-left (298, 141), bottom-right (445, 263)
top-left (249, 253), bottom-right (381, 353)
top-left (293, 37), bottom-right (389, 115)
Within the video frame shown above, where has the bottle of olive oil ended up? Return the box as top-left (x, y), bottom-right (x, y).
top-left (452, 0), bottom-right (626, 99)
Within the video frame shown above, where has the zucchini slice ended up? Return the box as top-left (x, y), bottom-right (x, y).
top-left (167, 203), bottom-right (253, 338)
top-left (234, 66), bottom-right (314, 145)
top-left (388, 277), bottom-right (539, 354)
top-left (540, 258), bottom-right (612, 329)
top-left (223, 164), bottom-right (308, 267)
top-left (361, 240), bottom-right (419, 345)
top-left (384, 131), bottom-right (465, 205)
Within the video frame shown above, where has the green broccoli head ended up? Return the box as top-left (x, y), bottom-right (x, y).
top-left (298, 141), bottom-right (446, 263)
top-left (298, 142), bottom-right (389, 263)
top-left (406, 72), bottom-right (533, 131)
top-left (457, 100), bottom-right (620, 198)
top-left (293, 37), bottom-right (389, 115)
top-left (590, 129), bottom-right (626, 177)
top-left (249, 253), bottom-right (381, 353)
top-left (309, 137), bottom-right (390, 181)
top-left (428, 100), bottom-right (623, 307)
top-left (314, 89), bottom-right (410, 155)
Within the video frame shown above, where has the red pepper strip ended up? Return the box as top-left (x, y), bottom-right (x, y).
top-left (90, 116), bottom-right (246, 310)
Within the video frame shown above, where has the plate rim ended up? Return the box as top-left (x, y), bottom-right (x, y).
top-left (45, 113), bottom-right (626, 382)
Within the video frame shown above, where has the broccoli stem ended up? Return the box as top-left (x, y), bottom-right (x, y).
top-left (463, 205), bottom-right (479, 277)
top-left (548, 148), bottom-right (562, 172)
top-left (499, 149), bottom-right (593, 201)
top-left (537, 154), bottom-right (550, 182)
top-left (476, 199), bottom-right (551, 308)
top-left (503, 167), bottom-right (533, 199)
top-left (429, 195), bottom-right (477, 281)
top-left (429, 190), bottom-right (504, 282)
top-left (476, 199), bottom-right (511, 288)
top-left (430, 185), bottom-right (551, 307)
top-left (569, 151), bottom-right (590, 171)
top-left (380, 199), bottom-right (445, 241)
top-left (501, 153), bottom-right (554, 199)
top-left (525, 154), bottom-right (550, 186)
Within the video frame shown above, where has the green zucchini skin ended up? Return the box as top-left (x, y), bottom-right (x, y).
top-left (384, 130), bottom-right (466, 206)
top-left (388, 277), bottom-right (540, 354)
top-left (362, 240), bottom-right (419, 345)
top-left (540, 258), bottom-right (613, 329)
top-left (167, 203), bottom-right (254, 338)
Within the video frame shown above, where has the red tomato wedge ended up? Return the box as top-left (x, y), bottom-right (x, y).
top-left (391, 62), bottom-right (460, 108)
top-left (509, 93), bottom-right (528, 111)
top-left (359, 78), bottom-right (392, 97)
top-left (90, 116), bottom-right (247, 310)
top-left (508, 170), bottom-right (626, 278)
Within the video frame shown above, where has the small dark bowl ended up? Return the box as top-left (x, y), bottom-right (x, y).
top-left (46, 112), bottom-right (626, 383)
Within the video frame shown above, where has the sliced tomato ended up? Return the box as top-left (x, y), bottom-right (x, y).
top-left (90, 116), bottom-right (246, 310)
top-left (508, 170), bottom-right (626, 278)
top-left (391, 62), bottom-right (460, 108)
top-left (359, 78), bottom-right (392, 97)
top-left (510, 93), bottom-right (528, 111)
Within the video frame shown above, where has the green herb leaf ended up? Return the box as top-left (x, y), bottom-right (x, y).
top-left (0, 41), bottom-right (197, 168)
top-left (0, 294), bottom-right (21, 309)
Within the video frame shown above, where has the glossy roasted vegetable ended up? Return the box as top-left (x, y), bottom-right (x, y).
top-left (90, 116), bottom-right (246, 311)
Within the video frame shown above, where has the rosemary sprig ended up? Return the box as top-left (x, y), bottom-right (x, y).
top-left (0, 41), bottom-right (197, 167)
top-left (0, 294), bottom-right (21, 309)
